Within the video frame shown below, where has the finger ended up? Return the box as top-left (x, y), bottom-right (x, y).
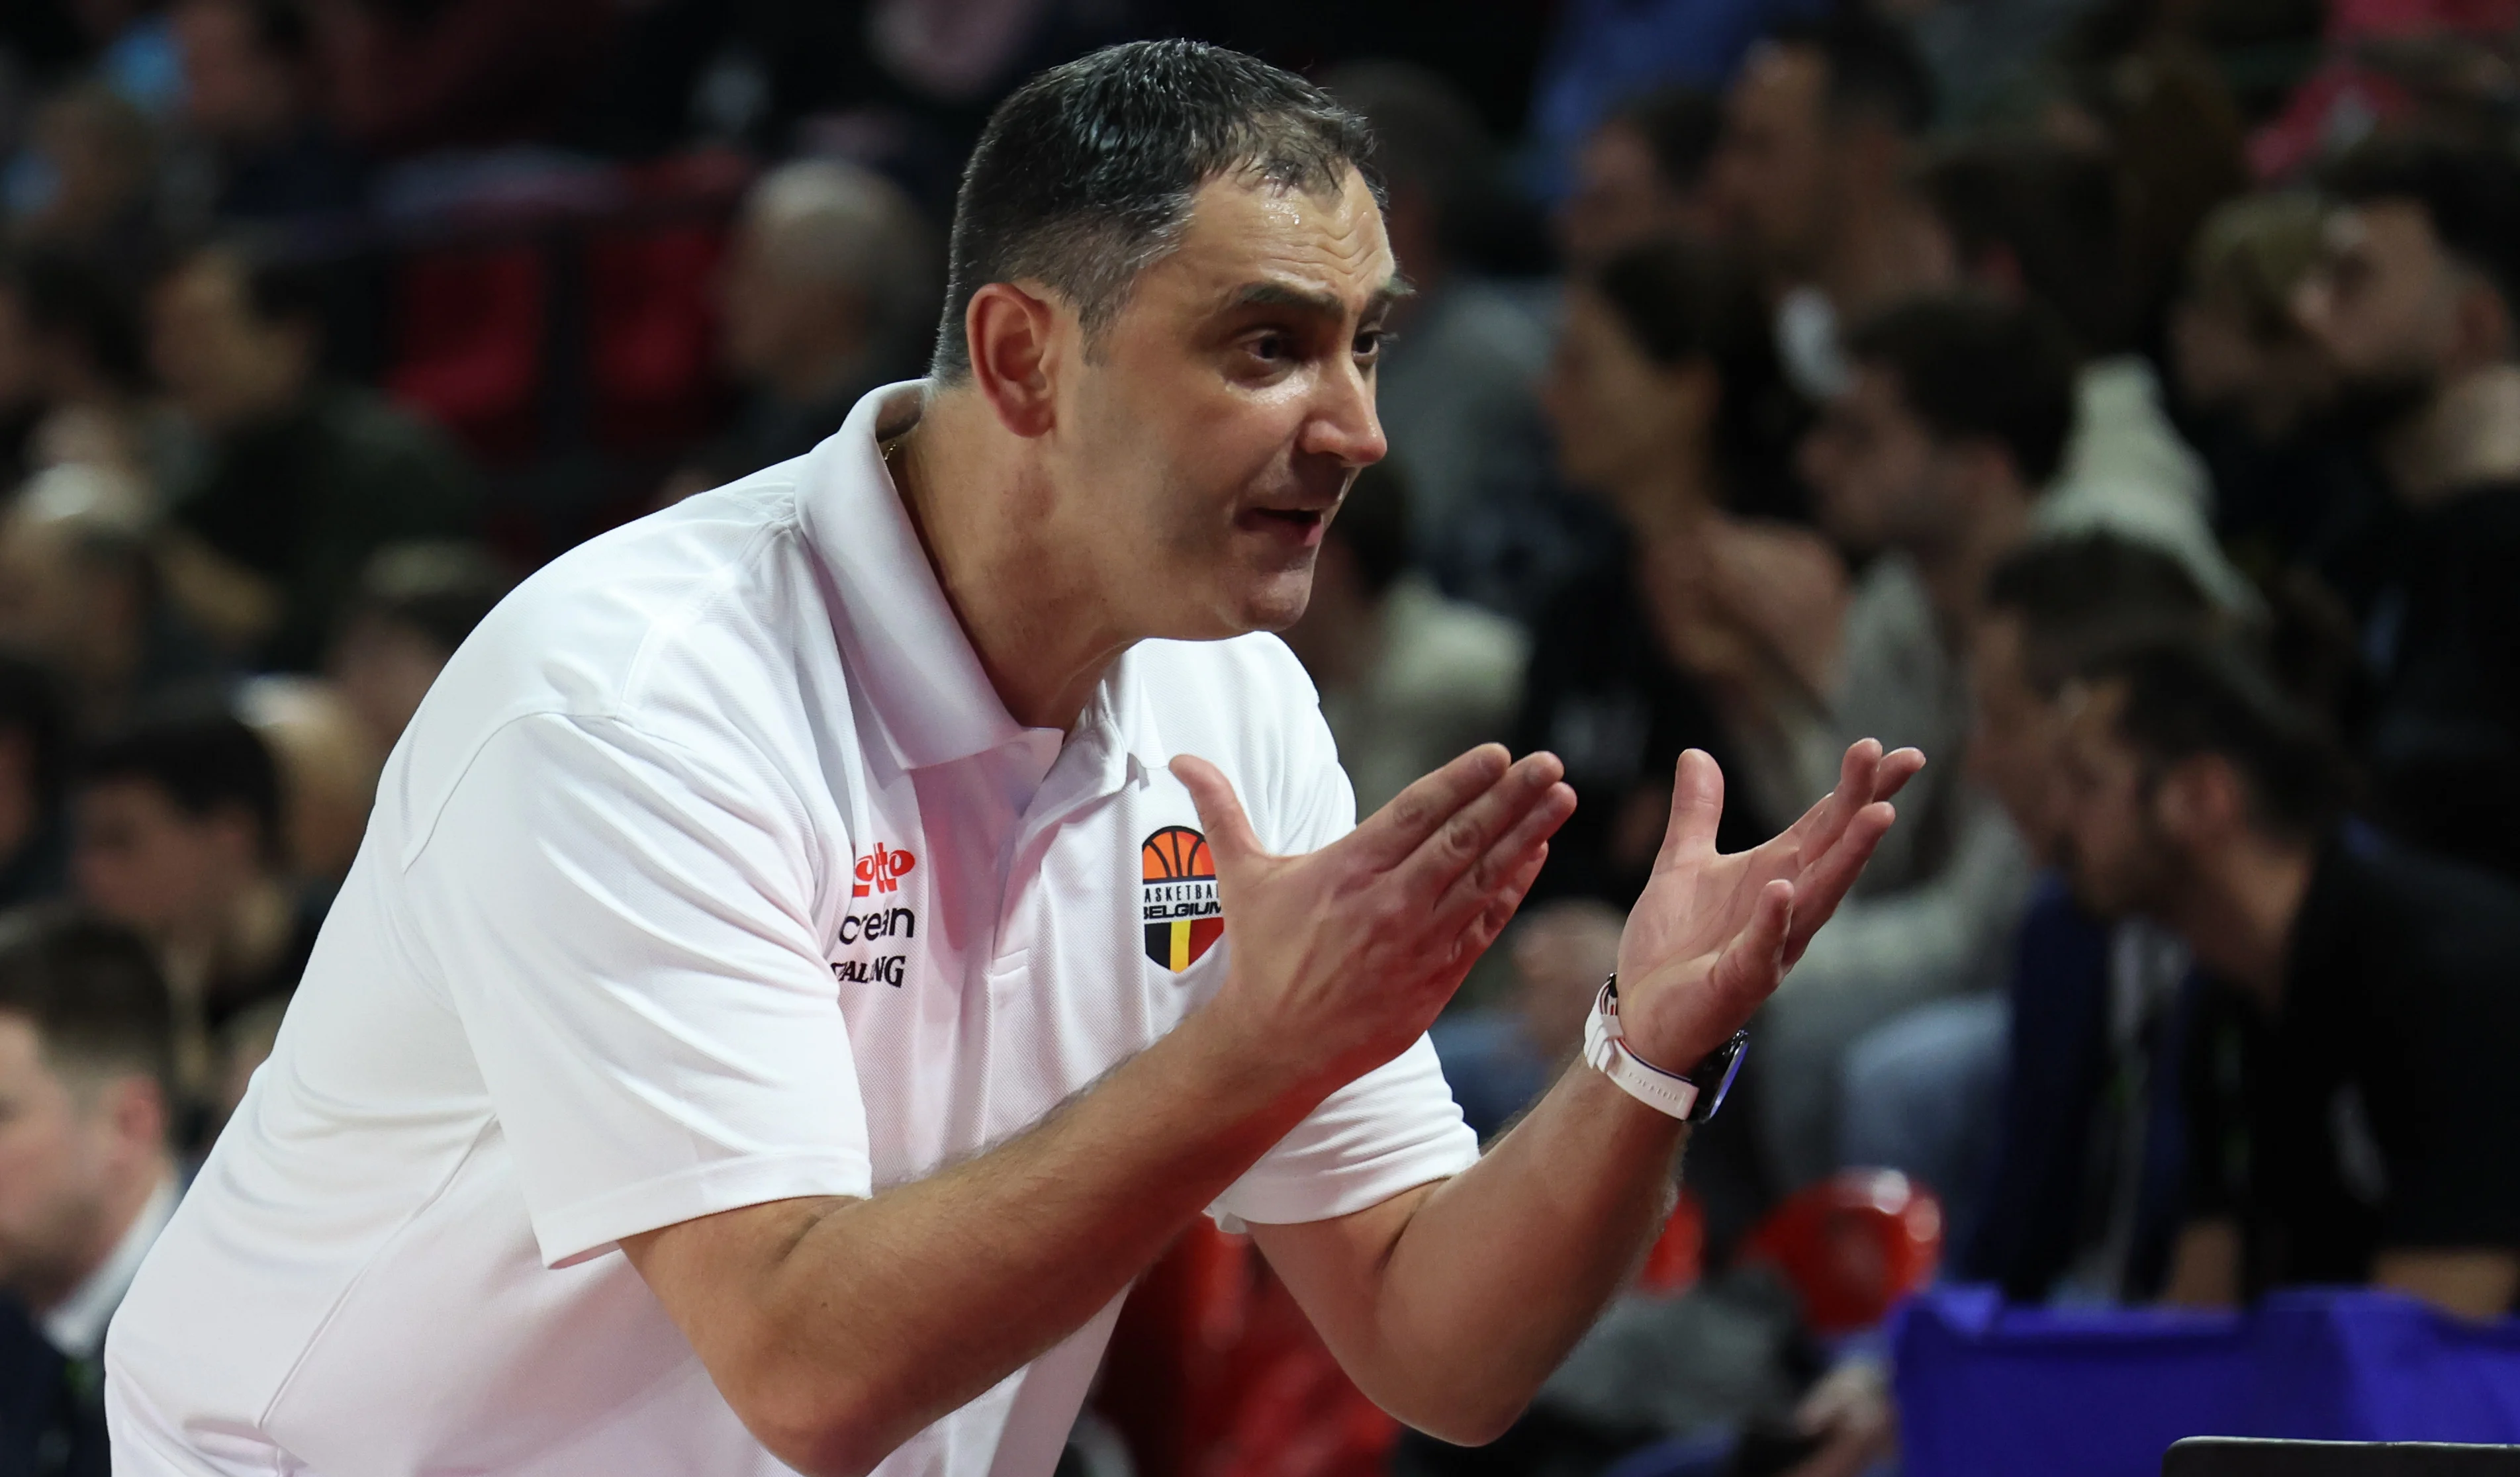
top-left (1774, 738), bottom-right (1884, 868)
top-left (1349, 744), bottom-right (1514, 870)
top-left (1656, 750), bottom-right (1726, 867)
top-left (1457, 843), bottom-right (1551, 969)
top-left (1396, 752), bottom-right (1567, 901)
top-left (1872, 746), bottom-right (1927, 803)
top-left (1708, 878), bottom-right (1796, 1018)
top-left (1434, 780), bottom-right (1576, 929)
top-left (1782, 799), bottom-right (1897, 964)
top-left (1169, 755), bottom-right (1266, 870)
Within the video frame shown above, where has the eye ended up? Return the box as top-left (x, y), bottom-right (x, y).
top-left (1246, 331), bottom-right (1292, 364)
top-left (1354, 328), bottom-right (1392, 362)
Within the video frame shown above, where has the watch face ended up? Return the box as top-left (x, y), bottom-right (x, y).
top-left (1691, 1031), bottom-right (1751, 1122)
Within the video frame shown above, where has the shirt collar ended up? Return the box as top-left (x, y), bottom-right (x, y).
top-left (44, 1171), bottom-right (176, 1360)
top-left (799, 381), bottom-right (1030, 773)
top-left (800, 381), bottom-right (1182, 795)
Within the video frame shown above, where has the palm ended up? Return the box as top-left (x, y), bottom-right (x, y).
top-left (1615, 741), bottom-right (1924, 1066)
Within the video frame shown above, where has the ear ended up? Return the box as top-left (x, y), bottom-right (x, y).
top-left (2452, 277), bottom-right (2512, 371)
top-left (962, 282), bottom-right (1063, 439)
top-left (2155, 754), bottom-right (2247, 846)
top-left (104, 1073), bottom-right (167, 1157)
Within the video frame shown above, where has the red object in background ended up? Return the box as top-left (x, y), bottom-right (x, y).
top-left (1738, 1169), bottom-right (1943, 1335)
top-left (1638, 1193), bottom-right (1706, 1297)
top-left (584, 221), bottom-right (729, 453)
top-left (387, 244), bottom-right (547, 463)
top-left (1099, 1223), bottom-right (1398, 1477)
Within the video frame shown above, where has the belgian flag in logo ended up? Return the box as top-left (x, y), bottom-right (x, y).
top-left (1142, 825), bottom-right (1224, 972)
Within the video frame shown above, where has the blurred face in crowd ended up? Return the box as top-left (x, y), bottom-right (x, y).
top-left (1799, 362), bottom-right (1945, 553)
top-left (1559, 120), bottom-right (1708, 269)
top-left (1007, 167), bottom-right (1393, 638)
top-left (2296, 201), bottom-right (2495, 419)
top-left (719, 216), bottom-right (866, 398)
top-left (1708, 44), bottom-right (1832, 275)
top-left (149, 253), bottom-right (314, 432)
top-left (0, 1014), bottom-right (160, 1311)
top-left (175, 0), bottom-right (303, 146)
top-left (1968, 612), bottom-right (2068, 859)
top-left (328, 613), bottom-right (452, 756)
top-left (1540, 285), bottom-right (1716, 511)
top-left (2052, 681), bottom-right (2178, 918)
top-left (73, 780), bottom-right (261, 941)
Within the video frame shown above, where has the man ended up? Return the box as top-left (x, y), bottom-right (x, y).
top-left (2053, 639), bottom-right (2520, 1318)
top-left (667, 159), bottom-right (935, 498)
top-left (0, 908), bottom-right (181, 1477)
top-left (1556, 86), bottom-right (1724, 271)
top-left (2294, 136), bottom-right (2520, 879)
top-left (71, 713), bottom-right (320, 1139)
top-left (1847, 535), bottom-right (2214, 1302)
top-left (1705, 9), bottom-right (1944, 398)
top-left (107, 43), bottom-right (1920, 1477)
top-left (324, 539), bottom-right (514, 755)
top-left (150, 240), bottom-right (481, 670)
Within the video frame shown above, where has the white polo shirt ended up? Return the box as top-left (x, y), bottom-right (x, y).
top-left (104, 382), bottom-right (1479, 1477)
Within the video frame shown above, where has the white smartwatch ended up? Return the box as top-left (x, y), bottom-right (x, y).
top-left (1582, 976), bottom-right (1750, 1124)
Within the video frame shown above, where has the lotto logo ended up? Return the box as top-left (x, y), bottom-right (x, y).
top-left (853, 843), bottom-right (917, 898)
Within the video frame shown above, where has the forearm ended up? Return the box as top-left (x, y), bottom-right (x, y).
top-left (675, 1014), bottom-right (1322, 1474)
top-left (1340, 1063), bottom-right (1687, 1441)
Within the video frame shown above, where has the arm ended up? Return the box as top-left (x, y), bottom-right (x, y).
top-left (1252, 741), bottom-right (1924, 1441)
top-left (624, 744), bottom-right (1577, 1476)
top-left (2375, 1251), bottom-right (2520, 1320)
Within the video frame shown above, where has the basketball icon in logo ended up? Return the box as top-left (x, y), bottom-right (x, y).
top-left (1141, 825), bottom-right (1223, 973)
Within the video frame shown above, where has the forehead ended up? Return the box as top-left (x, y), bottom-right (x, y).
top-left (2329, 200), bottom-right (2443, 267)
top-left (1144, 168), bottom-right (1395, 311)
top-left (1735, 44), bottom-right (1826, 117)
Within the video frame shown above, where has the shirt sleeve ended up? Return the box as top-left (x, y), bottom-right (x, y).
top-left (1207, 704), bottom-right (1481, 1230)
top-left (400, 712), bottom-right (870, 1268)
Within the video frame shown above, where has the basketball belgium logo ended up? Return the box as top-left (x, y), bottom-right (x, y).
top-left (1141, 825), bottom-right (1224, 973)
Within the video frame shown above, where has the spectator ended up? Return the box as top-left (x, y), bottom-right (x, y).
top-left (169, 0), bottom-right (364, 221)
top-left (324, 540), bottom-right (511, 757)
top-left (11, 246), bottom-right (173, 491)
top-left (1912, 136), bottom-right (2248, 607)
top-left (308, 0), bottom-right (614, 158)
top-left (70, 711), bottom-right (320, 1138)
top-left (1704, 8), bottom-right (1945, 398)
top-left (2170, 192), bottom-right (2390, 611)
top-left (1518, 236), bottom-right (1841, 905)
top-left (149, 238), bottom-right (481, 670)
top-left (2295, 136), bottom-right (2520, 879)
top-left (1843, 535), bottom-right (2216, 1304)
top-left (666, 160), bottom-right (933, 500)
top-left (1280, 464), bottom-right (1524, 818)
top-left (0, 908), bottom-right (178, 1477)
top-left (233, 674), bottom-right (377, 884)
top-left (1557, 85), bottom-right (1724, 271)
top-left (2054, 639), bottom-right (2520, 1319)
top-left (13, 81), bottom-right (163, 285)
top-left (0, 467), bottom-right (228, 737)
top-left (0, 658), bottom-right (70, 910)
top-left (1325, 64), bottom-right (1555, 575)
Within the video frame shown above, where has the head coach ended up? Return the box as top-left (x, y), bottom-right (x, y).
top-left (105, 40), bottom-right (1921, 1477)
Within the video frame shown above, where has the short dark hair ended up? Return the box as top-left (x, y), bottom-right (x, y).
top-left (2323, 134), bottom-right (2520, 319)
top-left (1773, 7), bottom-right (1937, 136)
top-left (1607, 86), bottom-right (1723, 193)
top-left (12, 247), bottom-right (148, 394)
top-left (1985, 533), bottom-right (2214, 694)
top-left (931, 40), bottom-right (1376, 381)
top-left (2078, 638), bottom-right (2349, 840)
top-left (81, 711), bottom-right (285, 866)
top-left (1589, 236), bottom-right (1805, 510)
top-left (348, 541), bottom-right (514, 656)
top-left (0, 905), bottom-right (174, 1097)
top-left (1918, 137), bottom-right (2127, 355)
top-left (1327, 461), bottom-right (1412, 599)
top-left (1845, 291), bottom-right (2079, 488)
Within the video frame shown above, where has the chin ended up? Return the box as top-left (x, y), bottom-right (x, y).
top-left (1227, 566), bottom-right (1318, 636)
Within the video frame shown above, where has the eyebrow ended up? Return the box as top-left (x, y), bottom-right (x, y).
top-left (1226, 276), bottom-right (1416, 320)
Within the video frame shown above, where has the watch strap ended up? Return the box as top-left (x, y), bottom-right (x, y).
top-left (1583, 977), bottom-right (1702, 1121)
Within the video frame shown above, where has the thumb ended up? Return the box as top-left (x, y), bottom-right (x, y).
top-left (1657, 749), bottom-right (1727, 867)
top-left (1170, 755), bottom-right (1265, 870)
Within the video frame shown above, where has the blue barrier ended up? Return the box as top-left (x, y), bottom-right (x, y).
top-left (1894, 1286), bottom-right (2520, 1477)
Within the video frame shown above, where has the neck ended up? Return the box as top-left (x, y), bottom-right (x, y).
top-left (1912, 492), bottom-right (2030, 644)
top-left (31, 1153), bottom-right (170, 1317)
top-left (2384, 361), bottom-right (2520, 505)
top-left (891, 392), bottom-right (1135, 731)
top-left (2162, 830), bottom-right (2319, 1006)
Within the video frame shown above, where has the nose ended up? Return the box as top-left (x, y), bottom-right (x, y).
top-left (1301, 354), bottom-right (1388, 469)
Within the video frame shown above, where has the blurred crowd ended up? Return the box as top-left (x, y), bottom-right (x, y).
top-left (0, 0), bottom-right (2517, 1472)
